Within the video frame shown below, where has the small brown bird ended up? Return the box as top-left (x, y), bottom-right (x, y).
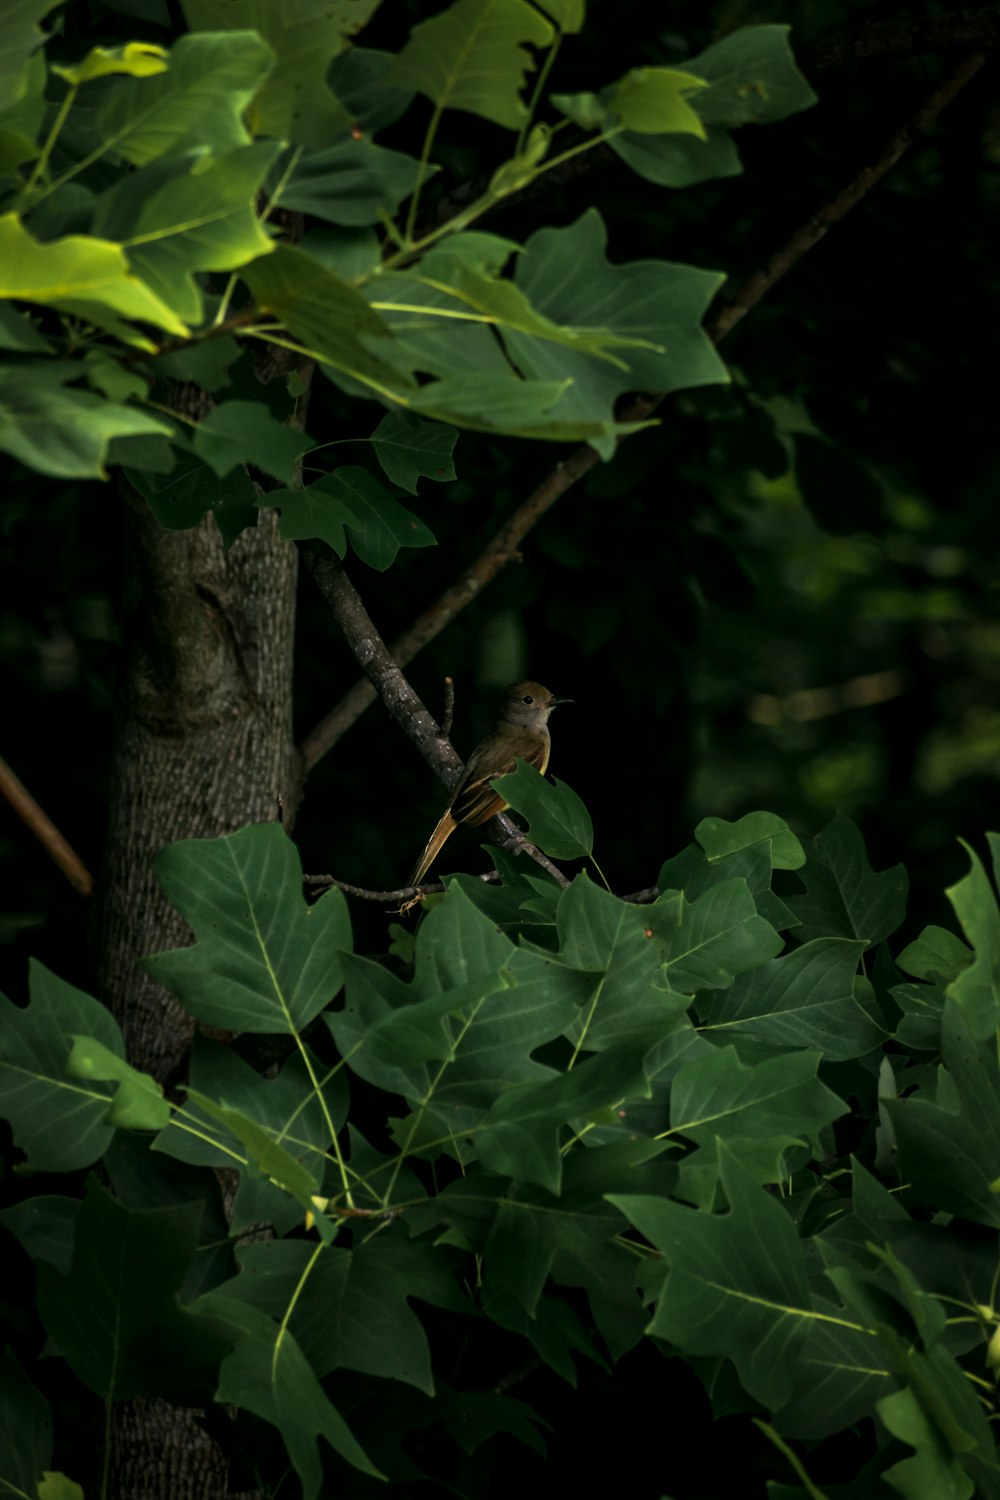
top-left (408, 679), bottom-right (571, 889)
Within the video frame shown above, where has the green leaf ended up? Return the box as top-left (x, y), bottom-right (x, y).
top-left (329, 885), bottom-right (583, 1155)
top-left (532, 0), bottom-right (584, 31)
top-left (0, 960), bottom-right (127, 1171)
top-left (36, 1177), bottom-right (234, 1402)
top-left (192, 1292), bottom-right (384, 1491)
top-left (274, 137), bottom-right (424, 226)
top-left (95, 30), bottom-right (275, 167)
top-left (611, 1144), bottom-right (814, 1408)
top-left (0, 0), bottom-right (61, 112)
top-left (0, 363), bottom-right (172, 480)
top-left (64, 1035), bottom-right (170, 1130)
top-left (265, 466), bottom-right (436, 570)
top-left (91, 143), bottom-right (281, 324)
top-left (192, 399), bottom-right (312, 484)
top-left (553, 66), bottom-right (707, 139)
top-left (0, 1348), bottom-right (52, 1498)
top-left (943, 837), bottom-right (1000, 1039)
top-left (222, 1229), bottom-right (467, 1393)
top-left (667, 1046), bottom-right (848, 1149)
top-left (0, 1195), bottom-right (79, 1272)
top-left (0, 212), bottom-right (188, 344)
top-left (475, 1034), bottom-right (660, 1192)
top-left (369, 409), bottom-right (457, 493)
top-left (664, 877), bottom-right (783, 993)
top-left (126, 448), bottom-right (259, 547)
top-left (701, 937), bottom-right (883, 1061)
top-left (505, 208), bottom-right (726, 457)
top-left (144, 823), bottom-right (351, 1034)
top-left (0, 301), bottom-right (51, 352)
top-left (241, 243), bottom-right (407, 392)
top-left (539, 877), bottom-right (693, 1054)
top-left (785, 813), bottom-right (908, 946)
top-left (182, 0), bottom-right (380, 146)
top-left (682, 24), bottom-right (816, 129)
top-left (896, 924), bottom-right (973, 984)
top-left (387, 0), bottom-right (554, 130)
top-left (183, 1089), bottom-right (326, 1228)
top-left (614, 25), bottom-right (815, 190)
top-left (886, 1002), bottom-right (1000, 1228)
top-left (878, 1388), bottom-right (974, 1500)
top-left (695, 811), bottom-right (805, 871)
top-left (52, 41), bottom-right (169, 86)
top-left (493, 760), bottom-right (593, 860)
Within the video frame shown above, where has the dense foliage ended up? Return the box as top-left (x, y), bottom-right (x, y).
top-left (3, 0), bottom-right (1000, 1496)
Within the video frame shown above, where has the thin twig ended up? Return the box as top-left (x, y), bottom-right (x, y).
top-left (800, 8), bottom-right (1000, 74)
top-left (0, 754), bottom-right (94, 895)
top-left (300, 545), bottom-right (570, 888)
top-left (298, 51), bottom-right (988, 774)
top-left (441, 676), bottom-right (455, 738)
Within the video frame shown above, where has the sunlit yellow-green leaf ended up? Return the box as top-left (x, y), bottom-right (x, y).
top-left (52, 42), bottom-right (169, 87)
top-left (0, 212), bottom-right (188, 344)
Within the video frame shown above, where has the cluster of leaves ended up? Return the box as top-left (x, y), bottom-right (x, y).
top-left (0, 0), bottom-right (813, 566)
top-left (3, 774), bottom-right (1000, 1497)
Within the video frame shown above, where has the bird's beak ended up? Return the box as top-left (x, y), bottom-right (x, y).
top-left (550, 697), bottom-right (574, 706)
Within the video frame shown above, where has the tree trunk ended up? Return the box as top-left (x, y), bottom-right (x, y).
top-left (97, 490), bottom-right (299, 1497)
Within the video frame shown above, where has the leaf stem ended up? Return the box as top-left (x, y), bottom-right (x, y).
top-left (516, 31), bottom-right (563, 156)
top-left (405, 98), bottom-right (446, 246)
top-left (18, 83), bottom-right (78, 209)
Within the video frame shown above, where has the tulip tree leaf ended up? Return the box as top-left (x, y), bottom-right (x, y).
top-left (144, 822), bottom-right (351, 1034)
top-left (505, 209), bottom-right (727, 456)
top-left (36, 1178), bottom-right (234, 1402)
top-left (265, 466), bottom-right (436, 569)
top-left (192, 1292), bottom-right (384, 1490)
top-left (0, 213), bottom-right (188, 343)
top-left (610, 1144), bottom-right (814, 1409)
top-left (182, 0), bottom-right (381, 146)
top-left (95, 30), bottom-right (276, 167)
top-left (90, 143), bottom-right (280, 323)
top-left (786, 813), bottom-right (908, 947)
top-left (493, 760), bottom-right (593, 861)
top-left (0, 961), bottom-right (128, 1171)
top-left (0, 363), bottom-right (172, 479)
top-left (369, 409), bottom-right (458, 493)
top-left (387, 0), bottom-right (554, 130)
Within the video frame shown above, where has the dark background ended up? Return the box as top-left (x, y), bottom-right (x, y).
top-left (3, 0), bottom-right (998, 986)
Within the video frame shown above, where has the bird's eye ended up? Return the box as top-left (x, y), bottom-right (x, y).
top-left (521, 694), bottom-right (534, 705)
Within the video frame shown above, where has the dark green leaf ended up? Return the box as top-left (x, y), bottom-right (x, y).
top-left (611, 1145), bottom-right (814, 1408)
top-left (0, 960), bottom-right (125, 1171)
top-left (0, 1348), bottom-right (52, 1497)
top-left (144, 823), bottom-right (351, 1034)
top-left (786, 813), bottom-right (908, 946)
top-left (493, 760), bottom-right (593, 860)
top-left (192, 1291), bottom-right (383, 1491)
top-left (37, 1177), bottom-right (234, 1401)
top-left (274, 137), bottom-right (424, 226)
top-left (943, 837), bottom-right (1000, 1039)
top-left (126, 448), bottom-right (258, 547)
top-left (192, 399), bottom-right (312, 484)
top-left (0, 362), bottom-right (173, 479)
top-left (370, 409), bottom-right (458, 493)
top-left (266, 466), bottom-right (436, 569)
top-left (701, 937), bottom-right (883, 1060)
top-left (667, 1046), bottom-right (848, 1149)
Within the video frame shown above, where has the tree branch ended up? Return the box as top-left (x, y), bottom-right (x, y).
top-left (298, 49), bottom-right (989, 771)
top-left (0, 754), bottom-right (94, 895)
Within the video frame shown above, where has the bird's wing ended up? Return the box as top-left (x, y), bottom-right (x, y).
top-left (451, 734), bottom-right (548, 827)
top-left (409, 808), bottom-right (459, 888)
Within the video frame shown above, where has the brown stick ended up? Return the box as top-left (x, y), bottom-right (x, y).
top-left (0, 754), bottom-right (94, 895)
top-left (298, 50), bottom-right (989, 773)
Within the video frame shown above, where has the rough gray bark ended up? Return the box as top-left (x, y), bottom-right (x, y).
top-left (97, 489), bottom-right (298, 1497)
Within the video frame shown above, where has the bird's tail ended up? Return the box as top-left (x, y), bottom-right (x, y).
top-left (409, 809), bottom-right (459, 889)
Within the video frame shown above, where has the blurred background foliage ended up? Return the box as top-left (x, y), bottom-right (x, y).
top-left (3, 0), bottom-right (999, 990)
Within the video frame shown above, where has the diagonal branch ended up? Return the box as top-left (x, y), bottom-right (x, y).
top-left (298, 49), bottom-right (990, 775)
top-left (0, 753), bottom-right (94, 895)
